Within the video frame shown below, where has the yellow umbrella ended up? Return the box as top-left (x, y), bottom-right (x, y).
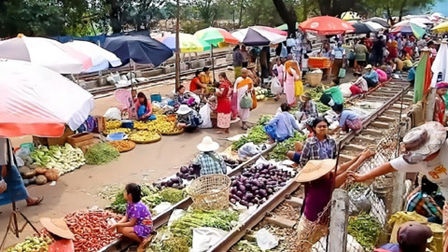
top-left (432, 21), bottom-right (448, 33)
top-left (341, 11), bottom-right (361, 21)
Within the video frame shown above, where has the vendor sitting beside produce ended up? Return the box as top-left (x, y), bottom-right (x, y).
top-left (135, 92), bottom-right (154, 121)
top-left (190, 70), bottom-right (207, 95)
top-left (199, 67), bottom-right (212, 86)
top-left (265, 103), bottom-right (299, 142)
top-left (374, 221), bottom-right (432, 252)
top-left (350, 72), bottom-right (368, 96)
top-left (330, 103), bottom-right (363, 134)
top-left (193, 136), bottom-right (226, 176)
top-left (296, 149), bottom-right (375, 251)
top-left (109, 183), bottom-right (153, 252)
top-left (363, 64), bottom-right (379, 88)
top-left (406, 176), bottom-right (444, 224)
top-left (174, 85), bottom-right (195, 107)
top-left (298, 92), bottom-right (318, 121)
top-left (176, 105), bottom-right (202, 132)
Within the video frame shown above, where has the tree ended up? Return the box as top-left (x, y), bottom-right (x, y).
top-left (363, 0), bottom-right (435, 24)
top-left (192, 0), bottom-right (219, 26)
top-left (272, 0), bottom-right (297, 36)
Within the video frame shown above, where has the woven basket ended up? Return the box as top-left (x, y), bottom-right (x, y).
top-left (306, 72), bottom-right (323, 87)
top-left (186, 174), bottom-right (231, 210)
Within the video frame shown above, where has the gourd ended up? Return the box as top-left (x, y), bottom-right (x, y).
top-left (44, 169), bottom-right (59, 181)
top-left (36, 175), bottom-right (48, 185)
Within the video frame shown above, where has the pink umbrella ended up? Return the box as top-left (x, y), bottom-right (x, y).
top-left (253, 26), bottom-right (288, 36)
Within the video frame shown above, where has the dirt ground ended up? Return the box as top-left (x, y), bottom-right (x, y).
top-left (0, 69), bottom-right (283, 248)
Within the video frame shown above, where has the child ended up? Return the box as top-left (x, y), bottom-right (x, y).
top-left (110, 183), bottom-right (153, 252)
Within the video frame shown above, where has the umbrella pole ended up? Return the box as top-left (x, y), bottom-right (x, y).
top-left (211, 45), bottom-right (215, 83)
top-left (175, 0), bottom-right (181, 91)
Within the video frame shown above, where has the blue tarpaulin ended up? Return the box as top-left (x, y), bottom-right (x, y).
top-left (102, 35), bottom-right (173, 66)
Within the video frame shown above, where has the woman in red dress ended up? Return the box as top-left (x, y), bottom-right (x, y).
top-left (216, 72), bottom-right (232, 134)
top-left (434, 82), bottom-right (448, 126)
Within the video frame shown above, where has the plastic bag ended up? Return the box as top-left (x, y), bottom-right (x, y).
top-left (152, 202), bottom-right (172, 215)
top-left (104, 107), bottom-right (122, 121)
top-left (240, 93), bottom-right (253, 109)
top-left (338, 68), bottom-right (346, 78)
top-left (238, 142), bottom-right (261, 159)
top-left (198, 104), bottom-right (212, 129)
top-left (168, 209), bottom-right (186, 226)
top-left (339, 83), bottom-right (353, 98)
top-left (256, 228), bottom-right (279, 250)
top-left (270, 77), bottom-right (283, 95)
top-left (191, 227), bottom-right (227, 252)
top-left (295, 80), bottom-right (304, 96)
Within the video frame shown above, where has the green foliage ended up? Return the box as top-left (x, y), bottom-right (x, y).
top-left (232, 125), bottom-right (269, 151)
top-left (348, 213), bottom-right (382, 251)
top-left (268, 132), bottom-right (306, 161)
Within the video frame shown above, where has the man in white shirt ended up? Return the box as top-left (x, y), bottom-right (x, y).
top-left (330, 41), bottom-right (346, 78)
top-left (349, 122), bottom-right (448, 250)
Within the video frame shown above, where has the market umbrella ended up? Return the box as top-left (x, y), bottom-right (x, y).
top-left (0, 34), bottom-right (92, 74)
top-left (158, 33), bottom-right (211, 53)
top-left (432, 21), bottom-right (448, 33)
top-left (299, 16), bottom-right (355, 35)
top-left (349, 22), bottom-right (377, 34)
top-left (65, 40), bottom-right (122, 73)
top-left (232, 26), bottom-right (287, 46)
top-left (102, 35), bottom-right (173, 66)
top-left (393, 20), bottom-right (426, 28)
top-left (431, 42), bottom-right (448, 86)
top-left (276, 23), bottom-right (299, 31)
top-left (391, 23), bottom-right (426, 38)
top-left (0, 59), bottom-right (94, 137)
top-left (368, 17), bottom-right (390, 28)
top-left (194, 27), bottom-right (239, 46)
top-left (364, 21), bottom-right (386, 31)
top-left (194, 27), bottom-right (239, 81)
top-left (341, 11), bottom-right (361, 21)
top-left (414, 51), bottom-right (432, 103)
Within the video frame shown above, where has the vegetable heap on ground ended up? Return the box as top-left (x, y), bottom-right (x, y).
top-left (103, 128), bottom-right (131, 135)
top-left (6, 235), bottom-right (52, 252)
top-left (64, 210), bottom-right (122, 252)
top-left (229, 163), bottom-right (295, 207)
top-left (232, 125), bottom-right (269, 151)
top-left (128, 130), bottom-right (161, 143)
top-left (134, 115), bottom-right (183, 135)
top-left (348, 213), bottom-right (382, 251)
top-left (268, 132), bottom-right (306, 161)
top-left (85, 142), bottom-right (120, 165)
top-left (30, 144), bottom-right (85, 175)
top-left (105, 120), bottom-right (122, 129)
top-left (110, 185), bottom-right (186, 215)
top-left (108, 140), bottom-right (135, 152)
top-left (149, 210), bottom-right (239, 251)
top-left (308, 86), bottom-right (331, 113)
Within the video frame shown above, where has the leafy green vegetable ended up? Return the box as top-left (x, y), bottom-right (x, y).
top-left (233, 240), bottom-right (262, 252)
top-left (256, 115), bottom-right (274, 126)
top-left (159, 188), bottom-right (186, 204)
top-left (232, 125), bottom-right (269, 151)
top-left (148, 227), bottom-right (190, 252)
top-left (109, 185), bottom-right (159, 214)
top-left (268, 132), bottom-right (306, 161)
top-left (30, 144), bottom-right (85, 174)
top-left (85, 143), bottom-right (120, 165)
top-left (348, 213), bottom-right (382, 251)
top-left (170, 210), bottom-right (239, 246)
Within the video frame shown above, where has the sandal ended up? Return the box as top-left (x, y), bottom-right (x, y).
top-left (27, 196), bottom-right (43, 206)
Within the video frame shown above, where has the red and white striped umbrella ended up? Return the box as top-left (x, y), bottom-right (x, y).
top-left (0, 59), bottom-right (94, 137)
top-left (0, 34), bottom-right (92, 74)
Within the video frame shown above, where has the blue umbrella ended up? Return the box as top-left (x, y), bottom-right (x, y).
top-left (102, 35), bottom-right (173, 66)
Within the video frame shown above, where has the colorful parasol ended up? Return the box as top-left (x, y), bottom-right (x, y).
top-left (299, 16), bottom-right (355, 35)
top-left (0, 34), bottom-right (92, 74)
top-left (0, 59), bottom-right (94, 137)
top-left (194, 27), bottom-right (239, 46)
top-left (391, 23), bottom-right (426, 39)
top-left (414, 51), bottom-right (432, 103)
top-left (349, 22), bottom-right (377, 34)
top-left (232, 26), bottom-right (287, 46)
top-left (64, 40), bottom-right (122, 73)
top-left (432, 21), bottom-right (448, 33)
top-left (364, 21), bottom-right (386, 31)
top-left (158, 33), bottom-right (211, 53)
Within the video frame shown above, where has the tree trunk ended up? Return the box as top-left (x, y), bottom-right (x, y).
top-left (108, 0), bottom-right (121, 33)
top-left (238, 0), bottom-right (244, 27)
top-left (398, 0), bottom-right (407, 22)
top-left (273, 0), bottom-right (297, 37)
top-left (303, 0), bottom-right (308, 21)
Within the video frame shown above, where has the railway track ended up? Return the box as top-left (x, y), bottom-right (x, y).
top-left (103, 79), bottom-right (413, 252)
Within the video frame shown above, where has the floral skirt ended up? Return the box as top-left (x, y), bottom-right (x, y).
top-left (217, 113), bottom-right (231, 129)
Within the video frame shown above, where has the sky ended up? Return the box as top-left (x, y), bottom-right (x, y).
top-left (431, 0), bottom-right (448, 16)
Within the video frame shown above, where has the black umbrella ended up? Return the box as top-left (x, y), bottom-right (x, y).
top-left (351, 22), bottom-right (377, 34)
top-left (368, 18), bottom-right (390, 28)
top-left (102, 35), bottom-right (173, 66)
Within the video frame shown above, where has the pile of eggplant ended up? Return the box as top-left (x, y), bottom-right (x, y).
top-left (229, 163), bottom-right (295, 207)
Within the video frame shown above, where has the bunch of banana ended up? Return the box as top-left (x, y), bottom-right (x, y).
top-left (105, 120), bottom-right (122, 129)
top-left (104, 128), bottom-right (131, 135)
top-left (129, 130), bottom-right (161, 142)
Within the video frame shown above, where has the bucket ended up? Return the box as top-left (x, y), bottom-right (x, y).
top-left (121, 120), bottom-right (134, 129)
top-left (20, 143), bottom-right (35, 152)
top-left (150, 94), bottom-right (162, 103)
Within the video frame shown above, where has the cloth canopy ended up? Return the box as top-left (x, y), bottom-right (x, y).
top-left (158, 33), bottom-right (211, 53)
top-left (431, 42), bottom-right (448, 87)
top-left (349, 22), bottom-right (377, 34)
top-left (232, 26), bottom-right (287, 46)
top-left (102, 35), bottom-right (173, 66)
top-left (0, 59), bottom-right (94, 137)
top-left (0, 35), bottom-right (91, 74)
top-left (65, 40), bottom-right (122, 73)
top-left (299, 16), bottom-right (354, 35)
top-left (194, 27), bottom-right (239, 46)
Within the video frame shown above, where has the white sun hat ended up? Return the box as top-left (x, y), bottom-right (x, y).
top-left (176, 104), bottom-right (192, 115)
top-left (197, 136), bottom-right (220, 152)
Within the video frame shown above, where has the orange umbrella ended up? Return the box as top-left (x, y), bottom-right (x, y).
top-left (299, 16), bottom-right (354, 35)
